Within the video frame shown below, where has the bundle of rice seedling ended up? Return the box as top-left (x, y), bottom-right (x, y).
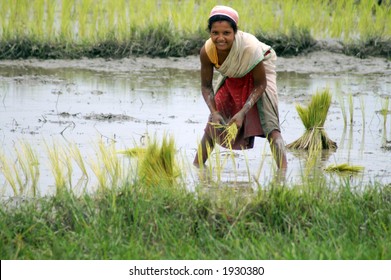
top-left (121, 135), bottom-right (180, 187)
top-left (324, 163), bottom-right (364, 173)
top-left (209, 122), bottom-right (238, 149)
top-left (287, 89), bottom-right (337, 152)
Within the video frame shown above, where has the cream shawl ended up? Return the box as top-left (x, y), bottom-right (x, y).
top-left (205, 31), bottom-right (277, 95)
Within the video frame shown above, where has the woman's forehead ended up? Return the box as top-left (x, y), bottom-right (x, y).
top-left (210, 21), bottom-right (233, 30)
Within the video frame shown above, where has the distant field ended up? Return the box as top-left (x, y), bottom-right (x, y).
top-left (0, 0), bottom-right (390, 58)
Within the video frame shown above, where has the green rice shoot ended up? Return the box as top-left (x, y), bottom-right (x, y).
top-left (348, 93), bottom-right (354, 125)
top-left (360, 95), bottom-right (366, 129)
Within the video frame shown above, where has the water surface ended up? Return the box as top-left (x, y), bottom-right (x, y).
top-left (0, 58), bottom-right (390, 196)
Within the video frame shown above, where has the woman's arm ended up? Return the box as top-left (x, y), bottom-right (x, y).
top-left (200, 46), bottom-right (217, 114)
top-left (229, 61), bottom-right (267, 128)
top-left (243, 61), bottom-right (267, 114)
top-left (200, 46), bottom-right (225, 124)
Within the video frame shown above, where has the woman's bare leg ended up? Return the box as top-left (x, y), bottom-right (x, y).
top-left (193, 132), bottom-right (215, 167)
top-left (267, 130), bottom-right (288, 170)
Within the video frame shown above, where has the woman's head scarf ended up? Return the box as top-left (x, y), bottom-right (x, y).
top-left (209, 5), bottom-right (239, 25)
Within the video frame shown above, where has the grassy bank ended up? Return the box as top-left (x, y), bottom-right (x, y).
top-left (1, 178), bottom-right (390, 259)
top-left (0, 0), bottom-right (390, 59)
top-left (1, 138), bottom-right (390, 260)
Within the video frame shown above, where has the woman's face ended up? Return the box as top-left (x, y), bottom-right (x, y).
top-left (210, 21), bottom-right (235, 52)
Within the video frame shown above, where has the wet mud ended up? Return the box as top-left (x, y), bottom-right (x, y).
top-left (0, 51), bottom-right (390, 195)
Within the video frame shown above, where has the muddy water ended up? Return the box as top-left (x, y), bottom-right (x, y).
top-left (0, 52), bottom-right (390, 196)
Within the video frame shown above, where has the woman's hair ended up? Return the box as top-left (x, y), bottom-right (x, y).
top-left (207, 15), bottom-right (238, 33)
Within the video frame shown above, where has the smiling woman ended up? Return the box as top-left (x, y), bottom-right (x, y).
top-left (194, 5), bottom-right (287, 171)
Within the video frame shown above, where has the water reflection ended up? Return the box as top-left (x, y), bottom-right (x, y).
top-left (0, 65), bottom-right (390, 196)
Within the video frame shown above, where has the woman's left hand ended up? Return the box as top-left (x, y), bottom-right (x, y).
top-left (228, 111), bottom-right (245, 130)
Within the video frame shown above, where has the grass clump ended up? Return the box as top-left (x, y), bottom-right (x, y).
top-left (287, 89), bottom-right (337, 152)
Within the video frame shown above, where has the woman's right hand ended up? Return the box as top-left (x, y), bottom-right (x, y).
top-left (211, 111), bottom-right (226, 125)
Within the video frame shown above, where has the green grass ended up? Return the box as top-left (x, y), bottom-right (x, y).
top-left (0, 179), bottom-right (390, 259)
top-left (1, 136), bottom-right (390, 259)
top-left (0, 0), bottom-right (390, 59)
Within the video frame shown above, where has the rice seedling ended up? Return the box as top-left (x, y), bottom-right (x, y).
top-left (360, 95), bottom-right (366, 129)
top-left (118, 147), bottom-right (146, 158)
top-left (193, 137), bottom-right (226, 186)
top-left (242, 150), bottom-right (252, 184)
top-left (349, 93), bottom-right (354, 125)
top-left (359, 123), bottom-right (366, 156)
top-left (348, 125), bottom-right (354, 152)
top-left (286, 89), bottom-right (337, 152)
top-left (1, 137), bottom-right (391, 260)
top-left (379, 97), bottom-right (390, 149)
top-left (17, 141), bottom-right (40, 197)
top-left (380, 96), bottom-right (390, 119)
top-left (206, 122), bottom-right (240, 180)
top-left (13, 146), bottom-right (30, 194)
top-left (123, 134), bottom-right (180, 189)
top-left (89, 139), bottom-right (124, 191)
top-left (69, 143), bottom-right (88, 179)
top-left (46, 141), bottom-right (68, 192)
top-left (253, 141), bottom-right (269, 186)
top-left (31, 0), bottom-right (44, 40)
top-left (46, 0), bottom-right (56, 40)
top-left (0, 150), bottom-right (19, 196)
top-left (209, 122), bottom-right (238, 150)
top-left (210, 144), bottom-right (223, 183)
top-left (60, 0), bottom-right (73, 41)
top-left (1, 0), bottom-right (390, 59)
top-left (0, 141), bottom-right (40, 196)
top-left (324, 163), bottom-right (364, 173)
top-left (337, 92), bottom-right (348, 127)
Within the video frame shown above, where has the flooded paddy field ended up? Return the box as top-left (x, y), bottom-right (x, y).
top-left (0, 51), bottom-right (390, 196)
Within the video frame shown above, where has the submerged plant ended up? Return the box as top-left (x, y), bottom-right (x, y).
top-left (287, 89), bottom-right (337, 152)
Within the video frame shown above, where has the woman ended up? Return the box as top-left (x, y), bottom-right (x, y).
top-left (193, 5), bottom-right (287, 170)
